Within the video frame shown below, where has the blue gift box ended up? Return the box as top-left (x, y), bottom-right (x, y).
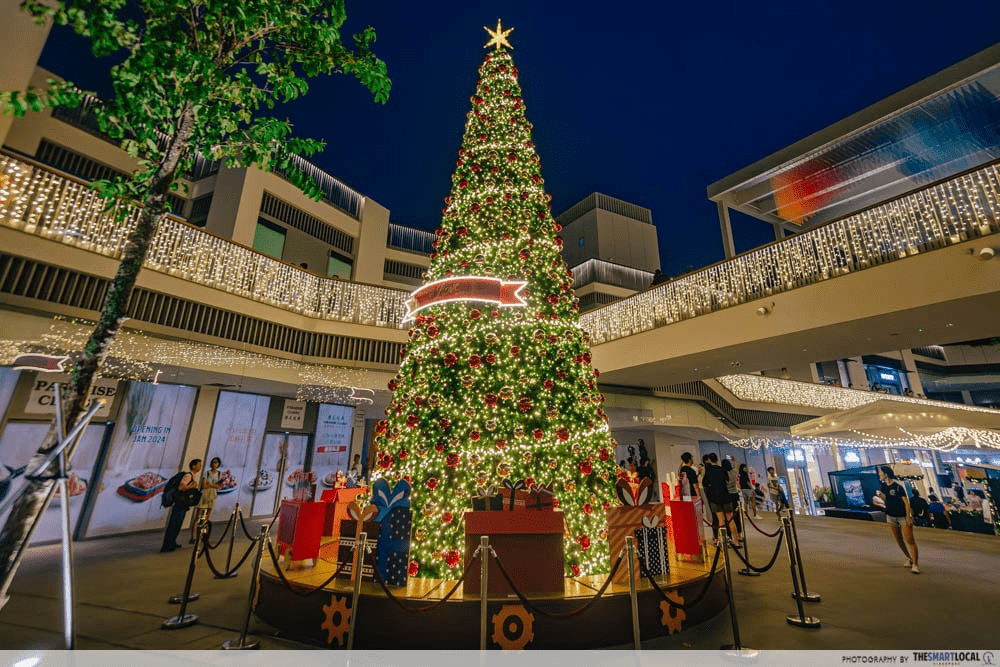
top-left (633, 521), bottom-right (669, 577)
top-left (376, 506), bottom-right (412, 586)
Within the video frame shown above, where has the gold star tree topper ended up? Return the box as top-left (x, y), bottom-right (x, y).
top-left (484, 19), bottom-right (513, 50)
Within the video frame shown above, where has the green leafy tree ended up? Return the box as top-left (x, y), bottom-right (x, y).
top-left (373, 26), bottom-right (618, 579)
top-left (0, 0), bottom-right (389, 599)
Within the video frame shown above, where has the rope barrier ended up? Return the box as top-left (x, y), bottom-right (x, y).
top-left (264, 539), bottom-right (346, 597)
top-left (489, 550), bottom-right (625, 619)
top-left (726, 530), bottom-right (785, 573)
top-left (203, 538), bottom-right (259, 579)
top-left (238, 509), bottom-right (259, 541)
top-left (370, 555), bottom-right (474, 613)
top-left (640, 542), bottom-right (723, 611)
top-left (204, 512), bottom-right (236, 551)
top-left (744, 511), bottom-right (782, 538)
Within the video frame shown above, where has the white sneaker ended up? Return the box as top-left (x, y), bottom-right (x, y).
top-left (911, 564), bottom-right (920, 574)
top-left (903, 558), bottom-right (912, 567)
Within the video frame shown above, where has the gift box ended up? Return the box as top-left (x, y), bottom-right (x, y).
top-left (336, 502), bottom-right (381, 582)
top-left (527, 483), bottom-right (556, 511)
top-left (472, 485), bottom-right (504, 511)
top-left (320, 487), bottom-right (365, 538)
top-left (371, 479), bottom-right (413, 587)
top-left (464, 510), bottom-right (565, 596)
top-left (498, 479), bottom-right (530, 511)
top-left (606, 503), bottom-right (666, 583)
top-left (633, 516), bottom-right (669, 577)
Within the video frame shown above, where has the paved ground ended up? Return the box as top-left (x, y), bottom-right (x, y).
top-left (0, 514), bottom-right (997, 650)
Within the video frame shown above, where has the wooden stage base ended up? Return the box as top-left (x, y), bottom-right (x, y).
top-left (255, 539), bottom-right (727, 649)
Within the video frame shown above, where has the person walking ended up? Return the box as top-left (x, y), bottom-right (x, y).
top-left (738, 463), bottom-right (757, 516)
top-left (879, 465), bottom-right (920, 574)
top-left (191, 457), bottom-right (222, 544)
top-left (927, 491), bottom-right (952, 529)
top-left (162, 459), bottom-right (202, 553)
top-left (721, 458), bottom-right (743, 539)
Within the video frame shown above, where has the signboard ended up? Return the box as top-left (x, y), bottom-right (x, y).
top-left (281, 399), bottom-right (307, 429)
top-left (24, 374), bottom-right (118, 419)
top-left (312, 403), bottom-right (354, 489)
top-left (84, 382), bottom-right (197, 537)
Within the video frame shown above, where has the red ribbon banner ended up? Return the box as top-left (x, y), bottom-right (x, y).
top-left (13, 353), bottom-right (69, 372)
top-left (405, 276), bottom-right (527, 321)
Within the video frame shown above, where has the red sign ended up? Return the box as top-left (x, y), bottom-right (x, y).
top-left (404, 276), bottom-right (527, 321)
top-left (317, 446), bottom-right (348, 454)
top-left (13, 354), bottom-right (69, 372)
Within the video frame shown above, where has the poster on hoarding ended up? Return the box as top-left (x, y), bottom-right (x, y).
top-left (203, 391), bottom-right (271, 521)
top-left (84, 382), bottom-right (197, 537)
top-left (0, 421), bottom-right (107, 543)
top-left (0, 367), bottom-right (20, 422)
top-left (312, 403), bottom-right (354, 489)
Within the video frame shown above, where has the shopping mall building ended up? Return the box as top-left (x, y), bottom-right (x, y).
top-left (1, 9), bottom-right (999, 543)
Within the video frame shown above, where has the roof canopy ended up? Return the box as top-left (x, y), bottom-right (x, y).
top-left (708, 43), bottom-right (1000, 230)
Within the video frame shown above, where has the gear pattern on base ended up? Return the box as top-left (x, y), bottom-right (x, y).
top-left (491, 604), bottom-right (534, 650)
top-left (321, 593), bottom-right (352, 647)
top-left (659, 590), bottom-right (686, 634)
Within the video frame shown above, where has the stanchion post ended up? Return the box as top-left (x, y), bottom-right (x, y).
top-left (220, 504), bottom-right (240, 579)
top-left (718, 527), bottom-right (751, 651)
top-left (168, 516), bottom-right (204, 605)
top-left (737, 499), bottom-right (760, 578)
top-left (479, 535), bottom-right (489, 652)
top-left (162, 519), bottom-right (206, 629)
top-left (626, 535), bottom-right (641, 650)
top-left (222, 525), bottom-right (267, 649)
top-left (782, 513), bottom-right (820, 628)
top-left (53, 385), bottom-right (75, 650)
top-left (787, 509), bottom-right (820, 602)
top-left (346, 531), bottom-right (368, 651)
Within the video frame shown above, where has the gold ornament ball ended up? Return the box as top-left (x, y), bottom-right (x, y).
top-left (469, 452), bottom-right (483, 466)
top-left (422, 501), bottom-right (439, 518)
top-left (429, 394), bottom-right (442, 407)
top-left (485, 333), bottom-right (499, 345)
top-left (523, 451), bottom-right (534, 464)
top-left (462, 374), bottom-right (474, 388)
top-left (514, 425), bottom-right (525, 438)
top-left (599, 470), bottom-right (611, 482)
top-left (571, 443), bottom-right (582, 456)
top-left (464, 406), bottom-right (476, 417)
top-left (415, 447), bottom-right (429, 458)
top-left (415, 528), bottom-right (427, 541)
top-left (533, 328), bottom-right (546, 342)
top-left (500, 386), bottom-right (515, 400)
top-left (486, 418), bottom-right (498, 431)
top-left (563, 479), bottom-right (577, 493)
top-left (496, 462), bottom-right (512, 478)
top-left (474, 470), bottom-right (489, 486)
top-left (548, 458), bottom-right (559, 470)
top-left (598, 529), bottom-right (608, 541)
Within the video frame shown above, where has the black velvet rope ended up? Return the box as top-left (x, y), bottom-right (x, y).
top-left (265, 538), bottom-right (346, 597)
top-left (238, 509), bottom-right (259, 541)
top-left (489, 551), bottom-right (625, 619)
top-left (203, 537), bottom-right (258, 578)
top-left (203, 511), bottom-right (236, 550)
top-left (640, 542), bottom-right (723, 611)
top-left (370, 555), bottom-right (473, 613)
top-left (727, 530), bottom-right (785, 573)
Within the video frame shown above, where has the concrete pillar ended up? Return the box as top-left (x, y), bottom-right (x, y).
top-left (961, 390), bottom-right (974, 405)
top-left (809, 362), bottom-right (823, 384)
top-left (205, 167), bottom-right (265, 245)
top-left (837, 360), bottom-right (851, 388)
top-left (900, 349), bottom-right (925, 396)
top-left (845, 357), bottom-right (870, 390)
top-left (772, 222), bottom-right (785, 241)
top-left (354, 198), bottom-right (390, 285)
top-left (0, 4), bottom-right (53, 147)
top-left (717, 200), bottom-right (736, 259)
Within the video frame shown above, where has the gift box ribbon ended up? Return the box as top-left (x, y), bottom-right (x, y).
top-left (371, 478), bottom-right (411, 522)
top-left (501, 479), bottom-right (526, 511)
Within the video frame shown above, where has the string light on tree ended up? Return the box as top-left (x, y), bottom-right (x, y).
top-left (372, 22), bottom-right (618, 579)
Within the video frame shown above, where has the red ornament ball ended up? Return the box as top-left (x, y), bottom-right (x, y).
top-left (406, 414), bottom-right (419, 428)
top-left (518, 397), bottom-right (532, 412)
top-left (427, 325), bottom-right (439, 338)
top-left (468, 354), bottom-right (482, 368)
top-left (444, 353), bottom-right (458, 366)
top-left (469, 430), bottom-right (481, 442)
top-left (577, 534), bottom-right (591, 551)
top-left (446, 452), bottom-right (461, 467)
top-left (599, 448), bottom-right (610, 461)
top-left (557, 427), bottom-right (570, 441)
top-left (457, 225), bottom-right (468, 237)
top-left (518, 248), bottom-right (530, 260)
top-left (408, 561), bottom-right (420, 577)
top-left (543, 380), bottom-right (554, 390)
top-left (485, 353), bottom-right (497, 364)
top-left (583, 503), bottom-right (594, 516)
top-left (495, 438), bottom-right (507, 450)
top-left (532, 428), bottom-right (544, 440)
top-left (469, 308), bottom-right (481, 320)
top-left (398, 449), bottom-right (409, 460)
top-left (509, 345), bottom-right (520, 356)
top-left (442, 511), bottom-right (454, 525)
top-left (439, 417), bottom-right (451, 430)
top-left (571, 564), bottom-right (581, 577)
top-left (485, 393), bottom-right (499, 407)
top-left (445, 548), bottom-right (462, 567)
top-left (426, 477), bottom-right (439, 490)
top-left (580, 461), bottom-right (593, 475)
top-left (434, 441), bottom-right (446, 453)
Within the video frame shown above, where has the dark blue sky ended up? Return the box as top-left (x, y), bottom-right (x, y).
top-left (38, 1), bottom-right (1000, 276)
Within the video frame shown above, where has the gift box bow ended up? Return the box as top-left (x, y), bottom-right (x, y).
top-left (346, 501), bottom-right (379, 523)
top-left (615, 476), bottom-right (652, 506)
top-left (475, 485), bottom-right (499, 499)
top-left (528, 483), bottom-right (556, 510)
top-left (371, 478), bottom-right (411, 522)
top-left (641, 515), bottom-right (662, 528)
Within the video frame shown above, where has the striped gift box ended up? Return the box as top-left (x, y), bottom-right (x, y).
top-left (605, 504), bottom-right (666, 583)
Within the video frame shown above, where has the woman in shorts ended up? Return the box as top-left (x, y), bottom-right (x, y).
top-left (879, 466), bottom-right (919, 574)
top-left (191, 456), bottom-right (222, 543)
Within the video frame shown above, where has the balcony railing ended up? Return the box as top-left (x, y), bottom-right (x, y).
top-left (570, 258), bottom-right (653, 292)
top-left (0, 153), bottom-right (408, 328)
top-left (580, 163), bottom-right (1000, 344)
top-left (387, 223), bottom-right (435, 255)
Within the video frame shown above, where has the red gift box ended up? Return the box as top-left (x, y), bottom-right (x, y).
top-left (464, 510), bottom-right (565, 596)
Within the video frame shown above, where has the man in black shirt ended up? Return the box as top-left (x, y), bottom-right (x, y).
top-left (879, 466), bottom-right (919, 574)
top-left (678, 452), bottom-right (700, 498)
top-left (702, 453), bottom-right (740, 547)
top-left (909, 489), bottom-right (930, 527)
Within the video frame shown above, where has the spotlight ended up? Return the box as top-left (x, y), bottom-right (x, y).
top-left (977, 247), bottom-right (996, 261)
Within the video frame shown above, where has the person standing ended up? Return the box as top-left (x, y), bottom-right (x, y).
top-left (678, 452), bottom-right (700, 499)
top-left (879, 466), bottom-right (920, 574)
top-left (702, 453), bottom-right (740, 547)
top-left (909, 488), bottom-right (930, 527)
top-left (767, 467), bottom-right (787, 511)
top-left (191, 457), bottom-right (222, 544)
top-left (162, 459), bottom-right (202, 553)
top-left (350, 453), bottom-right (363, 477)
top-left (738, 463), bottom-right (756, 516)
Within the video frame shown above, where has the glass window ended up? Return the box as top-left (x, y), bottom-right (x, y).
top-left (327, 253), bottom-right (352, 279)
top-left (253, 218), bottom-right (286, 259)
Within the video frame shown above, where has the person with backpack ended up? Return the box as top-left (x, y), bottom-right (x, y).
top-left (161, 459), bottom-right (202, 553)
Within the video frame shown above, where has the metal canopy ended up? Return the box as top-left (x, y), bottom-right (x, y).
top-left (708, 42), bottom-right (1000, 230)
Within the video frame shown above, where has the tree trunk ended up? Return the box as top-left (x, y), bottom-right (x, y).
top-left (0, 104), bottom-right (196, 605)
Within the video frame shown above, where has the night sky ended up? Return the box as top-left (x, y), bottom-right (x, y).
top-left (36, 1), bottom-right (1000, 276)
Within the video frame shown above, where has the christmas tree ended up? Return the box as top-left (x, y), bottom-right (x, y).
top-left (373, 20), bottom-right (618, 579)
